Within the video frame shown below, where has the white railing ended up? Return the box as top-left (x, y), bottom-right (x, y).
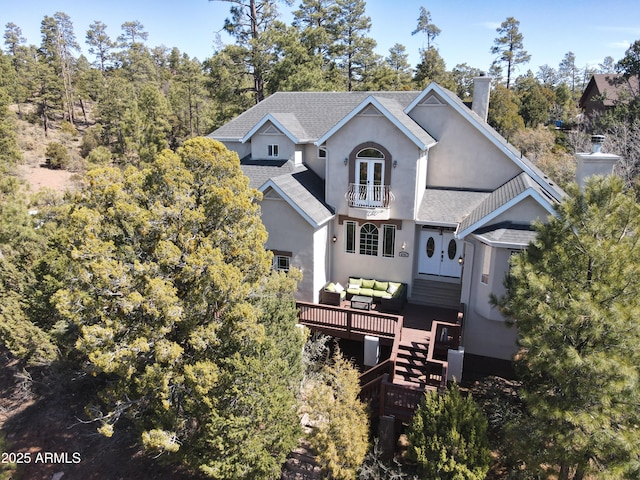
top-left (345, 183), bottom-right (395, 208)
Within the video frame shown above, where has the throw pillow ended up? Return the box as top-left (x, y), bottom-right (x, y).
top-left (334, 282), bottom-right (344, 293)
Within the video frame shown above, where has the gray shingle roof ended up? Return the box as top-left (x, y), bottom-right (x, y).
top-left (374, 96), bottom-right (436, 148)
top-left (240, 159), bottom-right (297, 189)
top-left (417, 189), bottom-right (489, 226)
top-left (209, 91), bottom-right (422, 142)
top-left (267, 169), bottom-right (334, 227)
top-left (457, 172), bottom-right (557, 236)
top-left (474, 226), bottom-right (538, 247)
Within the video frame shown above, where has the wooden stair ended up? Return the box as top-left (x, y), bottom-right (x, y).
top-left (394, 341), bottom-right (431, 387)
top-left (410, 278), bottom-right (462, 309)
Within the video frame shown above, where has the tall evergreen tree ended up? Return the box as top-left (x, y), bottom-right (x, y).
top-left (490, 17), bottom-right (530, 89)
top-left (211, 0), bottom-right (283, 102)
top-left (39, 12), bottom-right (79, 125)
top-left (86, 20), bottom-right (115, 72)
top-left (385, 43), bottom-right (413, 91)
top-left (333, 0), bottom-right (377, 91)
top-left (49, 138), bottom-right (303, 477)
top-left (494, 176), bottom-right (640, 480)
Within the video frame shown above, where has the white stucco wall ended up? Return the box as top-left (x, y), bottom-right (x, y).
top-left (329, 218), bottom-right (415, 287)
top-left (408, 98), bottom-right (522, 190)
top-left (303, 144), bottom-right (326, 180)
top-left (324, 113), bottom-right (423, 220)
top-left (460, 237), bottom-right (520, 360)
top-left (261, 193), bottom-right (316, 301)
top-left (491, 196), bottom-right (552, 225)
top-left (312, 226), bottom-right (330, 303)
top-left (220, 141), bottom-right (250, 161)
top-left (251, 128), bottom-right (295, 161)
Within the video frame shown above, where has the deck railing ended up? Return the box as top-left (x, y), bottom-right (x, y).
top-left (296, 301), bottom-right (461, 423)
top-left (296, 301), bottom-right (401, 340)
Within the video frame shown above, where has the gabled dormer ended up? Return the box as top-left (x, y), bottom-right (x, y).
top-left (316, 95), bottom-right (436, 221)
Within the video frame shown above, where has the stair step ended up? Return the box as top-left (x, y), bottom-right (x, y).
top-left (398, 350), bottom-right (428, 360)
top-left (398, 342), bottom-right (430, 352)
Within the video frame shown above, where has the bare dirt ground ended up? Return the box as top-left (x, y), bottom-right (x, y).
top-left (0, 346), bottom-right (203, 480)
top-left (13, 110), bottom-right (84, 194)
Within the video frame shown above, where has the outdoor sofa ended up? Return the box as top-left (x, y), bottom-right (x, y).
top-left (320, 277), bottom-right (407, 313)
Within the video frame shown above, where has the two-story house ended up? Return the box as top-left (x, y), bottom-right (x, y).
top-left (208, 77), bottom-right (565, 362)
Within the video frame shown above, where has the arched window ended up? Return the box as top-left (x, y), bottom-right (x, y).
top-left (356, 148), bottom-right (384, 159)
top-left (359, 223), bottom-right (379, 256)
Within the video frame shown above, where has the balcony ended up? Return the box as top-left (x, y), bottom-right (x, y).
top-left (345, 183), bottom-right (395, 220)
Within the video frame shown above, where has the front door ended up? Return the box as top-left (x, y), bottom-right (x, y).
top-left (355, 159), bottom-right (384, 207)
top-left (418, 229), bottom-right (462, 278)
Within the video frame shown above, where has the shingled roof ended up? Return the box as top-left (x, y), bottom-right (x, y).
top-left (209, 91), bottom-right (422, 143)
top-left (457, 172), bottom-right (557, 238)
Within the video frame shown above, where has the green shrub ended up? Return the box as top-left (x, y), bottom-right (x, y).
top-left (45, 142), bottom-right (70, 169)
top-left (407, 383), bottom-right (490, 480)
top-left (86, 146), bottom-right (112, 166)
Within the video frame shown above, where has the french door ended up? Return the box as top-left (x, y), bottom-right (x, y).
top-left (355, 159), bottom-right (384, 207)
top-left (418, 229), bottom-right (462, 278)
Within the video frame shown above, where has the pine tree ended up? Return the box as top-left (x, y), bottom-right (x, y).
top-left (493, 176), bottom-right (640, 479)
top-left (47, 138), bottom-right (303, 476)
top-left (490, 17), bottom-right (531, 89)
top-left (407, 383), bottom-right (491, 480)
top-left (305, 350), bottom-right (370, 479)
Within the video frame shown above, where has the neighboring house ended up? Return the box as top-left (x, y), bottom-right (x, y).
top-left (579, 73), bottom-right (640, 119)
top-left (208, 77), bottom-right (566, 362)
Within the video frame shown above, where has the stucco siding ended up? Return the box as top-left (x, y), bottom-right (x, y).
top-left (329, 218), bottom-right (414, 287)
top-left (312, 226), bottom-right (330, 303)
top-left (221, 141), bottom-right (250, 161)
top-left (490, 196), bottom-right (552, 226)
top-left (410, 102), bottom-right (522, 190)
top-left (303, 144), bottom-right (326, 179)
top-left (251, 130), bottom-right (295, 161)
top-left (461, 237), bottom-right (518, 360)
top-left (261, 195), bottom-right (315, 301)
top-left (325, 115), bottom-right (422, 219)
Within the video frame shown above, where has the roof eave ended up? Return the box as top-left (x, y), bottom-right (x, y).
top-left (241, 114), bottom-right (300, 144)
top-left (456, 189), bottom-right (557, 239)
top-left (316, 96), bottom-right (433, 151)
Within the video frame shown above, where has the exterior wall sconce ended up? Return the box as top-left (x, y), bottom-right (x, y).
top-left (344, 158), bottom-right (348, 166)
top-left (458, 256), bottom-right (464, 265)
top-left (393, 160), bottom-right (398, 168)
top-left (401, 241), bottom-right (407, 251)
top-left (332, 235), bottom-right (337, 243)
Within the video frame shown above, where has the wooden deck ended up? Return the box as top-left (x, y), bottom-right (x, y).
top-left (296, 300), bottom-right (462, 423)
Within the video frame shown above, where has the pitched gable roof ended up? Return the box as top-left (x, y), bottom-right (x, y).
top-left (315, 95), bottom-right (437, 150)
top-left (457, 173), bottom-right (557, 238)
top-left (209, 91), bottom-right (421, 143)
top-left (406, 83), bottom-right (566, 204)
top-left (579, 73), bottom-right (640, 108)
top-left (260, 168), bottom-right (334, 228)
top-left (241, 112), bottom-right (309, 143)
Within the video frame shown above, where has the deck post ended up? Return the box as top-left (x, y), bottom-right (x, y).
top-left (379, 374), bottom-right (388, 418)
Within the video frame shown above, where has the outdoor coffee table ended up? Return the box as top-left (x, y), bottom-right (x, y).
top-left (350, 295), bottom-right (373, 311)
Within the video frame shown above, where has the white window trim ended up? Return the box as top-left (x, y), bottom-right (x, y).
top-left (481, 244), bottom-right (492, 284)
top-left (268, 144), bottom-right (279, 158)
top-left (345, 221), bottom-right (356, 254)
top-left (382, 224), bottom-right (396, 258)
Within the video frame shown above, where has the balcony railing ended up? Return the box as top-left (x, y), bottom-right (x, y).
top-left (345, 183), bottom-right (394, 209)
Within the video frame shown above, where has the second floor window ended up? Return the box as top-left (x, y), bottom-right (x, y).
top-left (268, 144), bottom-right (279, 157)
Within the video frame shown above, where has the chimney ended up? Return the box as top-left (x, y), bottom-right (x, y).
top-left (575, 134), bottom-right (620, 189)
top-left (471, 73), bottom-right (492, 122)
